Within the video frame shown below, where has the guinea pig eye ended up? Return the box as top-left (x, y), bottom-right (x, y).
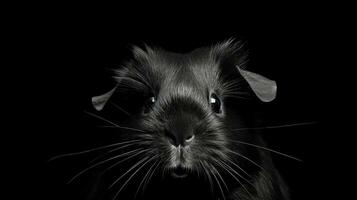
top-left (143, 96), bottom-right (156, 114)
top-left (210, 93), bottom-right (222, 114)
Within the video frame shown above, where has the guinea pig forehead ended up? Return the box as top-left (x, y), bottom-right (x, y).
top-left (190, 60), bottom-right (222, 90)
top-left (131, 46), bottom-right (221, 92)
top-left (160, 70), bottom-right (203, 96)
top-left (158, 83), bottom-right (208, 108)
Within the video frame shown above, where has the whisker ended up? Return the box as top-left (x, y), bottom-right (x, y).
top-left (95, 126), bottom-right (147, 133)
top-left (109, 101), bottom-right (131, 116)
top-left (112, 155), bottom-right (158, 200)
top-left (221, 77), bottom-right (245, 88)
top-left (104, 149), bottom-right (150, 173)
top-left (89, 141), bottom-right (149, 164)
top-left (134, 159), bottom-right (159, 199)
top-left (48, 139), bottom-right (143, 162)
top-left (211, 165), bottom-right (229, 192)
top-left (142, 159), bottom-right (161, 193)
top-left (199, 161), bottom-right (214, 194)
top-left (212, 157), bottom-right (254, 195)
top-left (67, 148), bottom-right (143, 184)
top-left (229, 140), bottom-right (302, 161)
top-left (224, 158), bottom-right (251, 178)
top-left (84, 111), bottom-right (146, 133)
top-left (161, 156), bottom-right (173, 178)
top-left (219, 160), bottom-right (253, 198)
top-left (108, 155), bottom-right (149, 189)
top-left (222, 95), bottom-right (250, 100)
top-left (232, 121), bottom-right (317, 131)
top-left (219, 159), bottom-right (255, 188)
top-left (222, 91), bottom-right (250, 96)
top-left (226, 149), bottom-right (265, 171)
top-left (209, 164), bottom-right (226, 200)
top-left (214, 157), bottom-right (251, 184)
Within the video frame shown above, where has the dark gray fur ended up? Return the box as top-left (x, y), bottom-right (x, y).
top-left (91, 39), bottom-right (289, 200)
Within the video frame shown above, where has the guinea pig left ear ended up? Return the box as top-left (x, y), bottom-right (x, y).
top-left (237, 66), bottom-right (277, 102)
top-left (91, 86), bottom-right (117, 111)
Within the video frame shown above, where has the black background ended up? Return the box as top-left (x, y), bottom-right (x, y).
top-left (10, 3), bottom-right (335, 200)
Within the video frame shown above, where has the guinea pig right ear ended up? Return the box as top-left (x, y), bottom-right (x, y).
top-left (237, 66), bottom-right (277, 102)
top-left (91, 86), bottom-right (117, 111)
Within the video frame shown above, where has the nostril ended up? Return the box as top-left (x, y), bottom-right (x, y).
top-left (165, 130), bottom-right (177, 145)
top-left (165, 130), bottom-right (194, 146)
top-left (185, 134), bottom-right (195, 142)
top-left (168, 135), bottom-right (176, 145)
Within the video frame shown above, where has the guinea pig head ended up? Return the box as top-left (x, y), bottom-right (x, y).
top-left (91, 40), bottom-right (277, 179)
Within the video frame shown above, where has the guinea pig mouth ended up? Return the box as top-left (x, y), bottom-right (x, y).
top-left (171, 166), bottom-right (188, 178)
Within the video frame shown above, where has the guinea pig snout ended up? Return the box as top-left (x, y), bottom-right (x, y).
top-left (165, 129), bottom-right (195, 147)
top-left (164, 112), bottom-right (198, 147)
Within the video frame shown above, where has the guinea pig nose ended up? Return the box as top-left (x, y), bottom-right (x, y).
top-left (185, 134), bottom-right (195, 143)
top-left (165, 130), bottom-right (178, 146)
top-left (165, 130), bottom-right (194, 147)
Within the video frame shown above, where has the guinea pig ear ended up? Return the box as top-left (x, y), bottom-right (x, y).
top-left (92, 86), bottom-right (117, 111)
top-left (237, 66), bottom-right (277, 102)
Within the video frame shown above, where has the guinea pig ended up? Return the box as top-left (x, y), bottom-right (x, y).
top-left (65, 39), bottom-right (291, 200)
